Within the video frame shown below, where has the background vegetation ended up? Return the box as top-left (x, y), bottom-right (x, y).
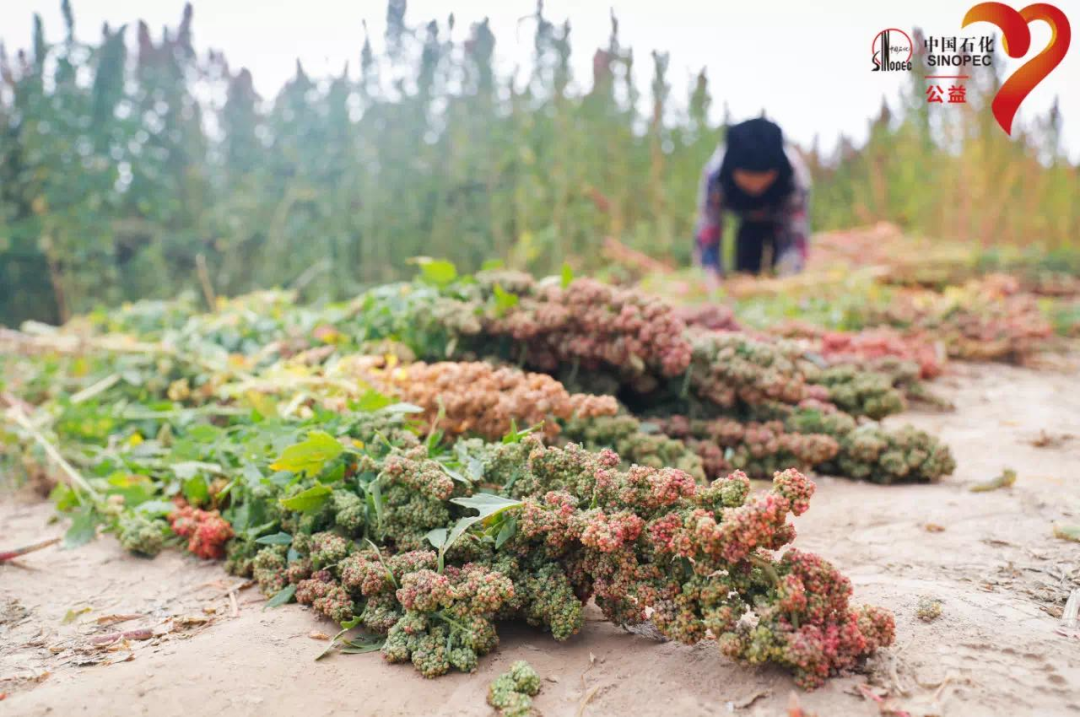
top-left (1, 1), bottom-right (1077, 325)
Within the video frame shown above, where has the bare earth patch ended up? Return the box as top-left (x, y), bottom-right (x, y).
top-left (2, 361), bottom-right (1079, 716)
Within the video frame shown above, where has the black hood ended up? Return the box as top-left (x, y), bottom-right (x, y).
top-left (717, 118), bottom-right (794, 213)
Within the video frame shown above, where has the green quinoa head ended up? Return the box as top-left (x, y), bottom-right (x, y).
top-left (118, 513), bottom-right (168, 558)
top-left (507, 660), bottom-right (541, 696)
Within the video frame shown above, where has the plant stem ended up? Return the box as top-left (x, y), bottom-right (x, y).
top-left (748, 553), bottom-right (780, 588)
top-left (3, 402), bottom-right (103, 502)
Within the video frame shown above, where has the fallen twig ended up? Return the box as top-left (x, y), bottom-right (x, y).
top-left (0, 537), bottom-right (61, 563)
top-left (95, 614), bottom-right (142, 626)
top-left (576, 683), bottom-right (602, 717)
top-left (932, 674), bottom-right (955, 703)
top-left (1053, 525), bottom-right (1080, 543)
top-left (90, 628), bottom-right (153, 646)
top-left (970, 468), bottom-right (1017, 493)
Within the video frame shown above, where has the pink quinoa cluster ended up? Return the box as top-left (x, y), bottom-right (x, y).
top-left (169, 501), bottom-right (234, 560)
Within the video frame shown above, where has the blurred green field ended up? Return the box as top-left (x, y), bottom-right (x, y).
top-left (2, 2), bottom-right (1078, 326)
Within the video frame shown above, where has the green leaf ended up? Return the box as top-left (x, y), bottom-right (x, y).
top-left (255, 531), bottom-right (294, 546)
top-left (231, 502), bottom-right (252, 532)
top-left (453, 442), bottom-right (484, 479)
top-left (135, 500), bottom-right (176, 517)
top-left (495, 515), bottom-right (517, 549)
top-left (340, 636), bottom-right (385, 654)
top-left (370, 479), bottom-right (385, 531)
top-left (561, 262), bottom-right (574, 288)
top-left (263, 584), bottom-right (296, 609)
top-left (315, 626), bottom-right (351, 661)
top-left (425, 527), bottom-right (448, 550)
top-left (502, 420), bottom-right (542, 444)
top-left (450, 493), bottom-right (524, 516)
top-left (353, 389), bottom-right (394, 413)
top-left (49, 483), bottom-right (80, 512)
top-left (323, 464), bottom-right (346, 484)
top-left (438, 462), bottom-right (471, 484)
top-left (63, 509), bottom-right (100, 549)
top-left (279, 484), bottom-right (332, 513)
top-left (412, 257), bottom-right (458, 287)
top-left (241, 462), bottom-right (264, 486)
top-left (105, 472), bottom-right (155, 506)
top-left (182, 475), bottom-right (210, 505)
top-left (243, 520), bottom-right (276, 539)
top-left (433, 494), bottom-right (524, 569)
top-left (480, 259), bottom-right (505, 271)
top-left (441, 516), bottom-right (484, 563)
top-left (492, 283), bottom-right (519, 316)
top-left (270, 431), bottom-right (343, 475)
top-left (221, 475), bottom-right (241, 497)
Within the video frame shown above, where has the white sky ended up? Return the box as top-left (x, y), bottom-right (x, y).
top-left (3, 0), bottom-right (1079, 158)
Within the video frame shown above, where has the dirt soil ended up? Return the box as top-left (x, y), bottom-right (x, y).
top-left (2, 360), bottom-right (1079, 717)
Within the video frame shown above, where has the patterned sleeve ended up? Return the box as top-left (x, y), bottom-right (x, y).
top-left (776, 145), bottom-right (812, 275)
top-left (694, 145), bottom-right (726, 274)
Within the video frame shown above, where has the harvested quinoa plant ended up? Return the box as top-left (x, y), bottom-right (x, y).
top-left (787, 409), bottom-right (955, 484)
top-left (2, 265), bottom-right (923, 694)
top-left (488, 660), bottom-right (542, 716)
top-left (494, 441), bottom-right (895, 688)
top-left (686, 331), bottom-right (817, 411)
top-left (559, 413), bottom-right (706, 480)
top-left (230, 432), bottom-right (895, 687)
top-left (655, 415), bottom-right (838, 480)
top-left (808, 365), bottom-right (906, 420)
top-left (673, 303), bottom-right (741, 332)
top-left (773, 323), bottom-right (945, 380)
top-left (478, 277), bottom-right (693, 381)
top-left (916, 596), bottom-right (943, 622)
top-left (866, 275), bottom-right (1054, 363)
top-left (344, 358), bottom-right (618, 440)
top-left (169, 501), bottom-right (235, 560)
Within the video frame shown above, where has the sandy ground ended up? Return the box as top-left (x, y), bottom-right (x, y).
top-left (2, 360), bottom-right (1079, 717)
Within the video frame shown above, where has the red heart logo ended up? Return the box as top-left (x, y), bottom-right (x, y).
top-left (962, 2), bottom-right (1071, 135)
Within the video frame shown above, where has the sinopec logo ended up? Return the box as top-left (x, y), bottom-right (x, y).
top-left (962, 2), bottom-right (1071, 135)
top-left (872, 28), bottom-right (914, 71)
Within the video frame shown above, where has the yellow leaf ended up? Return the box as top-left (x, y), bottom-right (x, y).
top-left (243, 391), bottom-right (278, 417)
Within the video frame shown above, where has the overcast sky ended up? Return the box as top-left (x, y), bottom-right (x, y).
top-left (3, 0), bottom-right (1078, 158)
